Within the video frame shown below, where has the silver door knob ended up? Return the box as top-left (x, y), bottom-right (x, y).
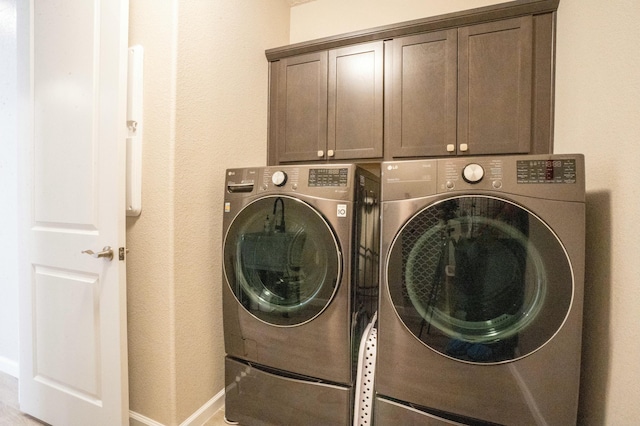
top-left (82, 246), bottom-right (114, 261)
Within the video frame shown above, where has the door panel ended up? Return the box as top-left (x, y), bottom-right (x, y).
top-left (276, 52), bottom-right (328, 162)
top-left (389, 30), bottom-right (457, 158)
top-left (18, 0), bottom-right (129, 424)
top-left (458, 17), bottom-right (533, 155)
top-left (328, 41), bottom-right (383, 160)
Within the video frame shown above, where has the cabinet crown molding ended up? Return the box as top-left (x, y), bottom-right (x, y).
top-left (266, 0), bottom-right (559, 61)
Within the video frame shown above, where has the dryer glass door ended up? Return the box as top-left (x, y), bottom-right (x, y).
top-left (224, 195), bottom-right (341, 326)
top-left (386, 196), bottom-right (573, 363)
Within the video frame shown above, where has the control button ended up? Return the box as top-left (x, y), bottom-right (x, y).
top-left (492, 180), bottom-right (503, 189)
top-left (463, 163), bottom-right (484, 183)
top-left (446, 181), bottom-right (455, 190)
top-left (446, 144), bottom-right (455, 153)
top-left (271, 171), bottom-right (288, 187)
top-left (459, 143), bottom-right (469, 152)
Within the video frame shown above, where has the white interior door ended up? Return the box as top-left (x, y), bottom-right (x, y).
top-left (17, 0), bottom-right (130, 425)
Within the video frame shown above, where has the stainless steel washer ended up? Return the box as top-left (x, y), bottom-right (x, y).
top-left (222, 164), bottom-right (379, 425)
top-left (375, 154), bottom-right (585, 425)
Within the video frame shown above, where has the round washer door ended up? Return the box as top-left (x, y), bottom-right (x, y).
top-left (386, 196), bottom-right (573, 364)
top-left (223, 195), bottom-right (341, 326)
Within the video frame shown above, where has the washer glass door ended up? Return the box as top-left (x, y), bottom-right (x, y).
top-left (224, 195), bottom-right (341, 326)
top-left (386, 196), bottom-right (573, 363)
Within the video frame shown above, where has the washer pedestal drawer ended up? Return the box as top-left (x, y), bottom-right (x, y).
top-left (225, 357), bottom-right (352, 426)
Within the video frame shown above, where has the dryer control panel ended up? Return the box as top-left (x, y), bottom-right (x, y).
top-left (381, 154), bottom-right (584, 202)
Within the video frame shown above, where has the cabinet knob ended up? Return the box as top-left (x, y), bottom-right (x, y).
top-left (459, 143), bottom-right (469, 152)
top-left (317, 150), bottom-right (324, 158)
top-left (446, 144), bottom-right (455, 153)
top-left (327, 149), bottom-right (335, 157)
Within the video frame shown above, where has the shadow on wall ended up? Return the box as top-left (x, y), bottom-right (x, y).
top-left (577, 190), bottom-right (611, 425)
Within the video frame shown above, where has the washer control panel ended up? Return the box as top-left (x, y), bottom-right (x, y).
top-left (271, 170), bottom-right (288, 187)
top-left (308, 168), bottom-right (349, 187)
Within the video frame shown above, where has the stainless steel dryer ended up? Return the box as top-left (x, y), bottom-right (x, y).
top-left (222, 164), bottom-right (379, 425)
top-left (375, 154), bottom-right (585, 425)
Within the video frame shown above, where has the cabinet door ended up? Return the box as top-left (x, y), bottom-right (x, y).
top-left (388, 30), bottom-right (457, 158)
top-left (458, 16), bottom-right (533, 155)
top-left (276, 52), bottom-right (328, 162)
top-left (328, 41), bottom-right (383, 160)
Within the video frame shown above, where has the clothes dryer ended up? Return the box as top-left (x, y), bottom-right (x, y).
top-left (375, 154), bottom-right (585, 425)
top-left (222, 164), bottom-right (379, 425)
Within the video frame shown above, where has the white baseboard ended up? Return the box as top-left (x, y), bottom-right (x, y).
top-left (0, 356), bottom-right (19, 378)
top-left (129, 388), bottom-right (225, 426)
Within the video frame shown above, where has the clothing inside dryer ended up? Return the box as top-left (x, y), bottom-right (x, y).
top-left (389, 196), bottom-right (572, 363)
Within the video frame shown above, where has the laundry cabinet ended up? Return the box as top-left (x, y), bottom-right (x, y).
top-left (269, 41), bottom-right (383, 164)
top-left (387, 14), bottom-right (554, 158)
top-left (266, 0), bottom-right (559, 164)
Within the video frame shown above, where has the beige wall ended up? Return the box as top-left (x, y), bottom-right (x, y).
top-left (289, 0), bottom-right (510, 43)
top-left (291, 0), bottom-right (640, 425)
top-left (126, 1), bottom-right (289, 424)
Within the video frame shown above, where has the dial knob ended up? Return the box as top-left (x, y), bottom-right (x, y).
top-left (462, 163), bottom-right (484, 183)
top-left (271, 171), bottom-right (288, 187)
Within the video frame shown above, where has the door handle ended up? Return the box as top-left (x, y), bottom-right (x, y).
top-left (82, 246), bottom-right (114, 261)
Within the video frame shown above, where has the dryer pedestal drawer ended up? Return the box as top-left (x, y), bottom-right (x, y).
top-left (224, 357), bottom-right (352, 426)
top-left (375, 396), bottom-right (466, 425)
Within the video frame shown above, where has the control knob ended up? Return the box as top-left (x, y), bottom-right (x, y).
top-left (462, 163), bottom-right (484, 183)
top-left (271, 170), bottom-right (288, 187)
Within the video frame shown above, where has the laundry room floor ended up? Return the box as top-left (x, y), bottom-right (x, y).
top-left (0, 371), bottom-right (232, 426)
top-left (203, 408), bottom-right (229, 425)
top-left (0, 372), bottom-right (48, 425)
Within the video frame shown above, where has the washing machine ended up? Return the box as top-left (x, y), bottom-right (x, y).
top-left (375, 154), bottom-right (585, 425)
top-left (222, 164), bottom-right (379, 425)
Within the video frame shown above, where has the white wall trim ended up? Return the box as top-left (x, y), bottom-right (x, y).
top-left (0, 356), bottom-right (18, 378)
top-left (129, 388), bottom-right (225, 426)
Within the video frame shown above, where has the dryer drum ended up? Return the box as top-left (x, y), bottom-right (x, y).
top-left (405, 216), bottom-right (546, 343)
top-left (388, 195), bottom-right (573, 363)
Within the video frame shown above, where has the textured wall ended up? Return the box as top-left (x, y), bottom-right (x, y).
top-left (554, 1), bottom-right (640, 424)
top-left (289, 0), bottom-right (510, 43)
top-left (126, 1), bottom-right (289, 424)
top-left (127, 1), bottom-right (178, 423)
top-left (291, 0), bottom-right (640, 424)
top-left (172, 1), bottom-right (289, 422)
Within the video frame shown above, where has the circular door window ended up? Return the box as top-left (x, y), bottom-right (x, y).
top-left (223, 196), bottom-right (341, 326)
top-left (386, 196), bottom-right (573, 364)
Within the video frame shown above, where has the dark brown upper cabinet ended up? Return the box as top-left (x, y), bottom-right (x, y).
top-left (273, 51), bottom-right (328, 163)
top-left (457, 16), bottom-right (533, 156)
top-left (267, 0), bottom-right (559, 164)
top-left (387, 29), bottom-right (458, 158)
top-left (270, 41), bottom-right (383, 164)
top-left (388, 16), bottom-right (537, 158)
